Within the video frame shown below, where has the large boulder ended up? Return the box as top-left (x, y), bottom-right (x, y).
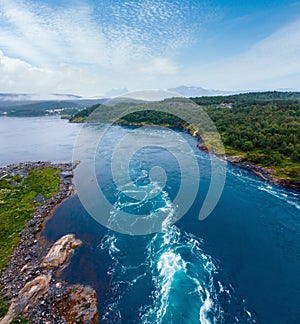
top-left (41, 234), bottom-right (82, 268)
top-left (34, 192), bottom-right (47, 203)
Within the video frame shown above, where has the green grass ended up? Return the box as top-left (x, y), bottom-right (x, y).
top-left (0, 297), bottom-right (29, 323)
top-left (268, 157), bottom-right (300, 181)
top-left (0, 297), bottom-right (8, 318)
top-left (223, 145), bottom-right (246, 157)
top-left (223, 146), bottom-right (300, 181)
top-left (12, 316), bottom-right (29, 323)
top-left (69, 116), bottom-right (86, 123)
top-left (0, 167), bottom-right (60, 272)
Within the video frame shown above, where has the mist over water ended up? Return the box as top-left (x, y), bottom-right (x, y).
top-left (1, 117), bottom-right (299, 323)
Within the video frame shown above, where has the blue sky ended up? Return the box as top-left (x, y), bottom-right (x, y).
top-left (0, 0), bottom-right (299, 96)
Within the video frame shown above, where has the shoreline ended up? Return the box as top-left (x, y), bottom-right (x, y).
top-left (0, 155), bottom-right (298, 321)
top-left (122, 122), bottom-right (300, 192)
top-left (72, 119), bottom-right (300, 192)
top-left (0, 161), bottom-right (77, 323)
top-left (118, 121), bottom-right (300, 192)
top-left (191, 134), bottom-right (300, 193)
top-left (226, 158), bottom-right (300, 192)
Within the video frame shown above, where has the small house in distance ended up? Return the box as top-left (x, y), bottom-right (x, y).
top-left (219, 102), bottom-right (233, 108)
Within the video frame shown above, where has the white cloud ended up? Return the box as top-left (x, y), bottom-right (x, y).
top-left (140, 57), bottom-right (178, 75)
top-left (0, 0), bottom-right (192, 95)
top-left (0, 49), bottom-right (51, 90)
top-left (0, 0), bottom-right (299, 94)
top-left (0, 49), bottom-right (176, 96)
top-left (0, 49), bottom-right (107, 96)
top-left (0, 0), bottom-right (108, 67)
top-left (0, 0), bottom-right (193, 69)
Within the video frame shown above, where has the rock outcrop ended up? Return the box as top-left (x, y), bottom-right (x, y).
top-left (0, 233), bottom-right (86, 324)
top-left (0, 162), bottom-right (75, 302)
top-left (41, 234), bottom-right (82, 269)
top-left (0, 274), bottom-right (51, 324)
top-left (196, 146), bottom-right (300, 192)
top-left (59, 285), bottom-right (98, 324)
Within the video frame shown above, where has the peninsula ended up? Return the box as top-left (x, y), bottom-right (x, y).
top-left (0, 162), bottom-right (98, 324)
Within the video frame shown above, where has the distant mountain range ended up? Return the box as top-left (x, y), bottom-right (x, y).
top-left (1, 86), bottom-right (299, 111)
top-left (1, 86), bottom-right (300, 103)
top-left (167, 86), bottom-right (235, 97)
top-left (167, 86), bottom-right (300, 97)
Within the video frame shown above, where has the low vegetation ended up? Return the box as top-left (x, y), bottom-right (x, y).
top-left (0, 297), bottom-right (27, 323)
top-left (0, 167), bottom-right (60, 272)
top-left (0, 297), bottom-right (8, 318)
top-left (69, 104), bottom-right (99, 123)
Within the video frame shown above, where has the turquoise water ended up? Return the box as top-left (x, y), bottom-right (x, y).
top-left (39, 124), bottom-right (300, 323)
top-left (1, 116), bottom-right (298, 323)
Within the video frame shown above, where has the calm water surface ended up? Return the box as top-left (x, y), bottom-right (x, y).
top-left (1, 117), bottom-right (299, 323)
top-left (0, 116), bottom-right (81, 166)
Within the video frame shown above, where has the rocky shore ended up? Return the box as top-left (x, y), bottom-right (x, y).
top-left (0, 161), bottom-right (98, 323)
top-left (225, 156), bottom-right (300, 191)
top-left (195, 143), bottom-right (300, 192)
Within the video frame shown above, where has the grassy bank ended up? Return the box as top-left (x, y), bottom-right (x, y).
top-left (0, 167), bottom-right (60, 272)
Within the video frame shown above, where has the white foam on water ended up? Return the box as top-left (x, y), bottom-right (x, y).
top-left (227, 167), bottom-right (300, 211)
top-left (99, 174), bottom-right (256, 323)
top-left (199, 289), bottom-right (213, 324)
top-left (107, 179), bottom-right (175, 234)
top-left (98, 233), bottom-right (123, 323)
top-left (140, 204), bottom-right (218, 324)
top-left (258, 185), bottom-right (300, 210)
top-left (153, 250), bottom-right (187, 321)
top-left (287, 200), bottom-right (300, 209)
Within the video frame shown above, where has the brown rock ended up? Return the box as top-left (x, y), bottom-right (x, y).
top-left (59, 285), bottom-right (98, 324)
top-left (227, 155), bottom-right (243, 163)
top-left (41, 234), bottom-right (82, 268)
top-left (0, 274), bottom-right (51, 324)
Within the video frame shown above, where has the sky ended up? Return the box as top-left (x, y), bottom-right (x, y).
top-left (0, 0), bottom-right (300, 97)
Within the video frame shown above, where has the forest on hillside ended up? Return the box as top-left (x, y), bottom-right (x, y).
top-left (204, 102), bottom-right (299, 180)
top-left (69, 92), bottom-right (300, 181)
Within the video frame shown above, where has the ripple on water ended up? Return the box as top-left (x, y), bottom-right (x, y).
top-left (99, 189), bottom-right (256, 323)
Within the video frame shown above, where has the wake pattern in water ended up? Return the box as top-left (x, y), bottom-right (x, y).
top-left (99, 186), bottom-right (256, 323)
top-left (141, 223), bottom-right (219, 324)
top-left (228, 168), bottom-right (300, 210)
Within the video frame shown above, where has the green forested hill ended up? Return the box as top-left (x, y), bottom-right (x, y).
top-left (203, 102), bottom-right (300, 180)
top-left (69, 92), bottom-right (300, 181)
top-left (191, 91), bottom-right (300, 106)
top-left (69, 104), bottom-right (100, 122)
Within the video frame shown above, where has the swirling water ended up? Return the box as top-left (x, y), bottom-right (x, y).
top-left (42, 124), bottom-right (299, 323)
top-left (1, 117), bottom-right (299, 323)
